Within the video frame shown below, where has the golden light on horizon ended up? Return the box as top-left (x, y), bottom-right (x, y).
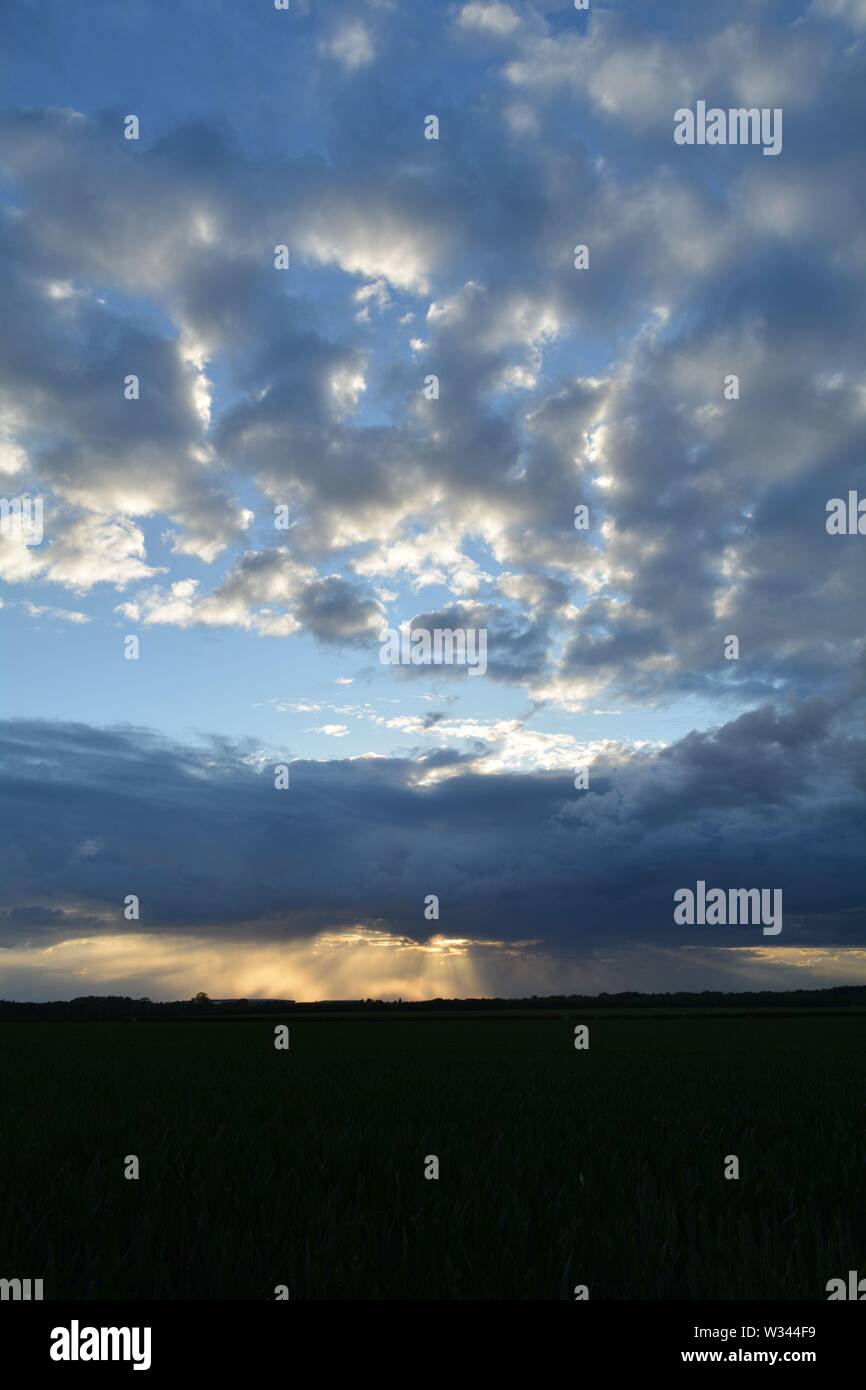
top-left (3, 931), bottom-right (866, 1004)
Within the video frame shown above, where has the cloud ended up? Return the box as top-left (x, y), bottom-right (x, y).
top-left (23, 602), bottom-right (90, 623)
top-left (812, 0), bottom-right (866, 30)
top-left (504, 11), bottom-right (821, 121)
top-left (458, 3), bottom-right (521, 38)
top-left (116, 550), bottom-right (385, 644)
top-left (1, 699), bottom-right (863, 960)
top-left (2, 32), bottom-right (861, 712)
top-left (320, 20), bottom-right (375, 72)
top-left (0, 513), bottom-right (164, 590)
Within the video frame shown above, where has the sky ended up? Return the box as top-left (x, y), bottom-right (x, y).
top-left (1, 0), bottom-right (865, 1001)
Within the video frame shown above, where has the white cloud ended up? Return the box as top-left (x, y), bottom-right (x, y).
top-left (811, 0), bottom-right (866, 30)
top-left (321, 20), bottom-right (375, 71)
top-left (382, 711), bottom-right (644, 776)
top-left (300, 210), bottom-right (434, 293)
top-left (458, 3), bottom-right (520, 37)
top-left (24, 601), bottom-right (90, 623)
top-left (0, 514), bottom-right (163, 591)
top-left (0, 437), bottom-right (28, 475)
top-left (353, 525), bottom-right (492, 595)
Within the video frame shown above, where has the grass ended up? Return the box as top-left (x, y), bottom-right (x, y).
top-left (1, 1012), bottom-right (864, 1299)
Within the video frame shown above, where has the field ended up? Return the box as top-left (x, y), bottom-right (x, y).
top-left (1, 1011), bottom-right (864, 1300)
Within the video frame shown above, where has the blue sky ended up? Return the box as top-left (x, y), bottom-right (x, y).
top-left (1, 0), bottom-right (865, 1000)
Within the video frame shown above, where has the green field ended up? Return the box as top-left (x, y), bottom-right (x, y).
top-left (1, 1012), bottom-right (864, 1299)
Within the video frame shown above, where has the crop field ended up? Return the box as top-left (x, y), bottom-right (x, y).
top-left (1, 1012), bottom-right (864, 1300)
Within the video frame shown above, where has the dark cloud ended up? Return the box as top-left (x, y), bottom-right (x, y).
top-left (397, 602), bottom-right (551, 681)
top-left (1, 704), bottom-right (863, 950)
top-left (294, 573), bottom-right (385, 645)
